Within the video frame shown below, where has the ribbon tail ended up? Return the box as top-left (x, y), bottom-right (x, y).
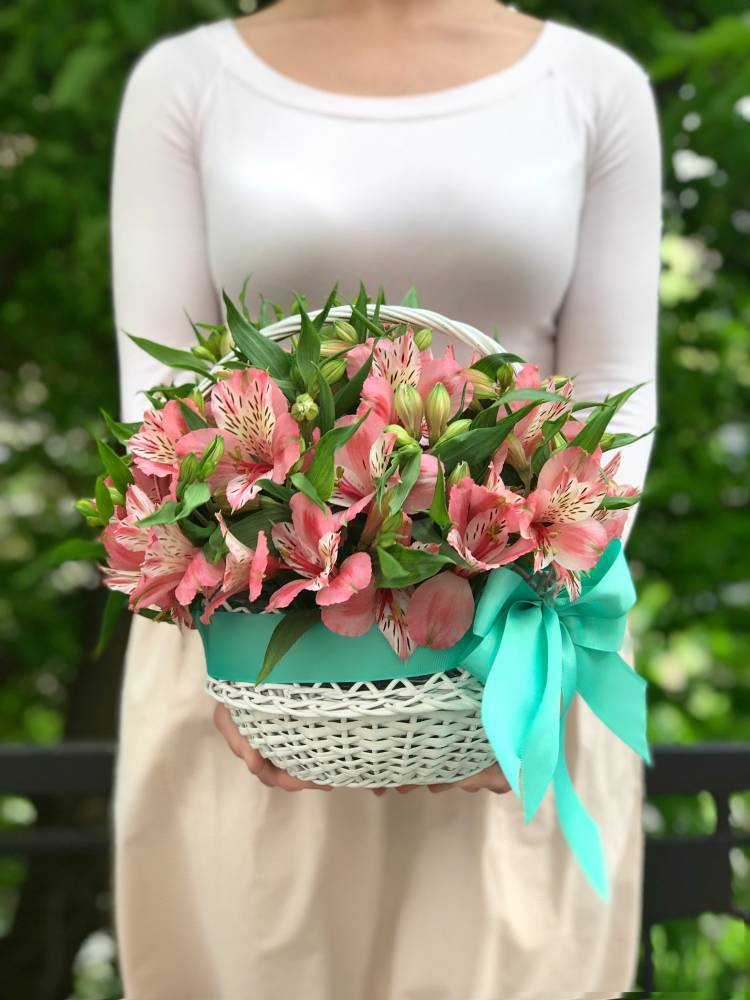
top-left (552, 719), bottom-right (610, 902)
top-left (576, 649), bottom-right (652, 765)
top-left (519, 606), bottom-right (563, 824)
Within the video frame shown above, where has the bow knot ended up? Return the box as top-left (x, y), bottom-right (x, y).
top-left (463, 539), bottom-right (650, 901)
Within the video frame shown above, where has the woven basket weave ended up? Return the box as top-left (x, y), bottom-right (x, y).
top-left (202, 303), bottom-right (506, 787)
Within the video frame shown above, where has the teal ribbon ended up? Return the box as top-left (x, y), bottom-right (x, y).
top-left (193, 539), bottom-right (649, 899)
top-left (461, 538), bottom-right (650, 901)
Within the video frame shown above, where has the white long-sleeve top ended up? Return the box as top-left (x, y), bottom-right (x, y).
top-left (110, 15), bottom-right (663, 538)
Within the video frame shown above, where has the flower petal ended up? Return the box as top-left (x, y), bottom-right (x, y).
top-left (315, 552), bottom-right (372, 607)
top-left (321, 580), bottom-right (376, 636)
top-left (407, 572), bottom-right (474, 649)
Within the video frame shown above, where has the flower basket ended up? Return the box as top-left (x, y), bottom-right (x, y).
top-left (195, 303), bottom-right (504, 788)
top-left (78, 282), bottom-right (651, 898)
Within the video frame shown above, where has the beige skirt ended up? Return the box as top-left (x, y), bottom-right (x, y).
top-left (112, 613), bottom-right (644, 1000)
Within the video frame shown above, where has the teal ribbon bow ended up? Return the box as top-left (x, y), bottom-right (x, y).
top-left (462, 539), bottom-right (651, 901)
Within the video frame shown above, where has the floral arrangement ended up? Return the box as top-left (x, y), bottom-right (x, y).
top-left (77, 282), bottom-right (644, 680)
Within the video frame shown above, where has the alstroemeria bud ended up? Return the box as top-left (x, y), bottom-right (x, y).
top-left (333, 320), bottom-right (359, 344)
top-left (291, 393), bottom-right (319, 423)
top-left (320, 339), bottom-right (353, 358)
top-left (447, 461), bottom-right (471, 488)
top-left (191, 344), bottom-right (216, 362)
top-left (319, 323), bottom-right (338, 340)
top-left (504, 433), bottom-right (527, 472)
top-left (394, 384), bottom-right (424, 439)
top-left (218, 325), bottom-right (233, 357)
top-left (425, 383), bottom-right (451, 445)
top-left (384, 423), bottom-right (418, 450)
top-left (75, 499), bottom-right (99, 520)
top-left (464, 368), bottom-right (498, 400)
top-left (189, 387), bottom-right (206, 414)
top-left (198, 435), bottom-right (224, 478)
top-left (107, 485), bottom-right (125, 506)
top-left (179, 453), bottom-right (200, 486)
top-left (413, 327), bottom-right (433, 351)
top-left (320, 358), bottom-right (347, 384)
top-left (496, 363), bottom-right (515, 393)
top-left (434, 418), bottom-right (472, 448)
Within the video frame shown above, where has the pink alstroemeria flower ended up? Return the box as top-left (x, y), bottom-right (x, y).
top-left (593, 451), bottom-right (639, 542)
top-left (198, 513), bottom-right (273, 624)
top-left (446, 477), bottom-right (533, 574)
top-left (265, 494), bottom-right (372, 611)
top-left (322, 570), bottom-right (474, 661)
top-left (129, 505), bottom-right (224, 620)
top-left (492, 363), bottom-right (576, 474)
top-left (330, 413), bottom-right (395, 508)
top-left (98, 471), bottom-right (176, 595)
top-left (330, 413), bottom-right (437, 518)
top-left (128, 399), bottom-right (200, 480)
top-left (355, 331), bottom-right (473, 426)
top-left (176, 369), bottom-right (301, 512)
top-left (321, 581), bottom-right (416, 660)
top-left (518, 446), bottom-right (609, 598)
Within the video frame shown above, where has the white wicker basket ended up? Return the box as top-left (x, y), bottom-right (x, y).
top-left (202, 303), bottom-right (506, 787)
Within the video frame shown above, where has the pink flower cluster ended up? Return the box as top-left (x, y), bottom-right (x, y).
top-left (94, 322), bottom-right (637, 661)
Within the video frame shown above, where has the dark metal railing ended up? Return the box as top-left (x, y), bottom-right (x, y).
top-left (0, 741), bottom-right (748, 997)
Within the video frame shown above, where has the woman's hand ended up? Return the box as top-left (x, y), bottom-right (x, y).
top-left (213, 703), bottom-right (333, 791)
top-left (371, 764), bottom-right (511, 796)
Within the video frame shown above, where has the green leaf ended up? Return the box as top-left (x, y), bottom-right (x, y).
top-left (375, 543), bottom-right (456, 588)
top-left (256, 609), bottom-right (321, 685)
top-left (599, 494), bottom-right (641, 510)
top-left (179, 482), bottom-right (212, 518)
top-left (99, 408), bottom-right (141, 444)
top-left (256, 480), bottom-right (294, 503)
top-left (237, 274), bottom-right (252, 321)
top-left (125, 332), bottom-right (212, 376)
top-left (600, 428), bottom-right (655, 451)
top-left (203, 524), bottom-right (228, 564)
top-left (349, 281), bottom-right (371, 340)
top-left (387, 450), bottom-right (422, 515)
top-left (258, 294), bottom-right (284, 328)
top-left (296, 304), bottom-right (321, 386)
top-left (223, 289), bottom-right (291, 380)
top-left (470, 352), bottom-right (525, 377)
top-left (48, 537), bottom-right (107, 565)
top-left (570, 384), bottom-right (646, 454)
top-left (305, 412), bottom-right (368, 501)
top-left (400, 284), bottom-right (421, 308)
top-left (428, 464), bottom-right (451, 532)
top-left (313, 364), bottom-right (336, 434)
top-left (178, 519), bottom-right (216, 545)
top-left (290, 472), bottom-right (327, 512)
top-left (432, 401), bottom-right (539, 472)
top-left (94, 474), bottom-right (114, 522)
top-left (496, 388), bottom-right (570, 406)
top-left (231, 507), bottom-right (291, 549)
top-left (136, 500), bottom-right (181, 526)
top-left (333, 347), bottom-right (375, 417)
top-left (349, 305), bottom-right (388, 341)
top-left (93, 590), bottom-right (129, 658)
top-left (178, 399), bottom-right (209, 430)
top-left (373, 285), bottom-right (385, 324)
top-left (312, 283), bottom-right (340, 331)
top-left (95, 439), bottom-right (132, 495)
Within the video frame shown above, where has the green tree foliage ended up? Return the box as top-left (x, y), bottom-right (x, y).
top-left (0, 1), bottom-right (748, 995)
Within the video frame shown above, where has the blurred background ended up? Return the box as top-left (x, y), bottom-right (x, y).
top-left (1, 1), bottom-right (748, 997)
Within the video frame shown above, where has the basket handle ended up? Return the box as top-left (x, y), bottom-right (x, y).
top-left (257, 303), bottom-right (502, 359)
top-left (197, 303), bottom-right (508, 396)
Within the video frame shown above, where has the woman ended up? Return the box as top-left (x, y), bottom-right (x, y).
top-left (110, 1), bottom-right (662, 997)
